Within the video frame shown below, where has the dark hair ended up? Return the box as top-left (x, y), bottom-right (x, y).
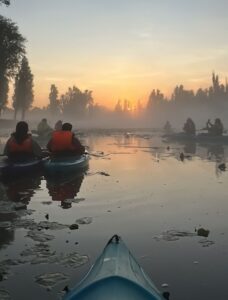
top-left (62, 123), bottom-right (72, 131)
top-left (42, 118), bottom-right (47, 122)
top-left (14, 121), bottom-right (29, 144)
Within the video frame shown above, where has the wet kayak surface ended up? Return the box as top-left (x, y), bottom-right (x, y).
top-left (0, 130), bottom-right (228, 300)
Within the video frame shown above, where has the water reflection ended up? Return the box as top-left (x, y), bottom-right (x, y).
top-left (2, 175), bottom-right (42, 204)
top-left (0, 174), bottom-right (42, 247)
top-left (183, 142), bottom-right (196, 155)
top-left (45, 172), bottom-right (85, 206)
top-left (206, 144), bottom-right (225, 161)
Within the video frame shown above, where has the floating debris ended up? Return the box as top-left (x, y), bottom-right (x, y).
top-left (71, 198), bottom-right (85, 203)
top-left (69, 224), bottom-right (79, 230)
top-left (154, 230), bottom-right (196, 242)
top-left (180, 152), bottom-right (185, 161)
top-left (98, 172), bottom-right (110, 176)
top-left (198, 239), bottom-right (215, 247)
top-left (161, 283), bottom-right (169, 288)
top-left (196, 228), bottom-right (210, 237)
top-left (57, 252), bottom-right (88, 268)
top-left (218, 163), bottom-right (226, 171)
top-left (20, 244), bottom-right (88, 267)
top-left (13, 218), bottom-right (36, 229)
top-left (155, 229), bottom-right (214, 247)
top-left (14, 202), bottom-right (27, 211)
top-left (41, 201), bottom-right (52, 205)
top-left (75, 217), bottom-right (93, 225)
top-left (36, 221), bottom-right (68, 231)
top-left (61, 199), bottom-right (72, 209)
top-left (22, 244), bottom-right (56, 264)
top-left (26, 230), bottom-right (55, 242)
top-left (0, 222), bottom-right (12, 229)
top-left (0, 289), bottom-right (11, 300)
top-left (35, 272), bottom-right (69, 288)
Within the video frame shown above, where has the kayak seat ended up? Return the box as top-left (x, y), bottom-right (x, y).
top-left (65, 275), bottom-right (163, 300)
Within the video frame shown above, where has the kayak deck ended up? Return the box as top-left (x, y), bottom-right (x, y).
top-left (44, 154), bottom-right (89, 175)
top-left (0, 158), bottom-right (44, 177)
top-left (64, 235), bottom-right (167, 300)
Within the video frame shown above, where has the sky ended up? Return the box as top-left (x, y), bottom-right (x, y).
top-left (2, 0), bottom-right (228, 108)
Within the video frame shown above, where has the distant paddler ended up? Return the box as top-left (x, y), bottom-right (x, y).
top-left (204, 118), bottom-right (224, 136)
top-left (54, 120), bottom-right (62, 131)
top-left (4, 121), bottom-right (42, 162)
top-left (37, 118), bottom-right (52, 137)
top-left (47, 122), bottom-right (85, 157)
top-left (183, 118), bottom-right (196, 135)
top-left (163, 121), bottom-right (173, 134)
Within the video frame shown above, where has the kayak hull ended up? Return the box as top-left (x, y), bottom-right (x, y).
top-left (69, 276), bottom-right (162, 300)
top-left (64, 235), bottom-right (165, 300)
top-left (0, 158), bottom-right (44, 178)
top-left (44, 154), bottom-right (89, 176)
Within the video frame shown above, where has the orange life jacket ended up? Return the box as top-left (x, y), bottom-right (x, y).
top-left (8, 137), bottom-right (33, 153)
top-left (50, 131), bottom-right (76, 152)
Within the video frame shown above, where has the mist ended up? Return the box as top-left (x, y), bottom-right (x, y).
top-left (1, 72), bottom-right (228, 134)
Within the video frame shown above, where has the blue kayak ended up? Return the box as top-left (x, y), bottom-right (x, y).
top-left (64, 235), bottom-right (169, 300)
top-left (44, 154), bottom-right (89, 176)
top-left (0, 158), bottom-right (44, 178)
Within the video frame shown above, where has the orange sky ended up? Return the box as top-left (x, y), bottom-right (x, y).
top-left (3, 0), bottom-right (228, 110)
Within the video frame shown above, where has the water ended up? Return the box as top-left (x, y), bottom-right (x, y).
top-left (0, 130), bottom-right (228, 300)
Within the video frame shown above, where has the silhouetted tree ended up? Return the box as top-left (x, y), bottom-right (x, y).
top-left (13, 57), bottom-right (34, 120)
top-left (115, 100), bottom-right (122, 113)
top-left (147, 89), bottom-right (165, 110)
top-left (60, 86), bottom-right (93, 118)
top-left (0, 16), bottom-right (26, 115)
top-left (49, 84), bottom-right (59, 115)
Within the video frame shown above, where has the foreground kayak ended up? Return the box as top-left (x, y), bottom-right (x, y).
top-left (64, 235), bottom-right (169, 300)
top-left (44, 154), bottom-right (89, 176)
top-left (0, 158), bottom-right (45, 178)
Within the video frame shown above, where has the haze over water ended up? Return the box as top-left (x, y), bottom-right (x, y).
top-left (1, 1), bottom-right (228, 299)
top-left (0, 130), bottom-right (228, 300)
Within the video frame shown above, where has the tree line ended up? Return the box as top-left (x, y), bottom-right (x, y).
top-left (145, 73), bottom-right (228, 127)
top-left (1, 0), bottom-right (228, 127)
top-left (0, 11), bottom-right (33, 120)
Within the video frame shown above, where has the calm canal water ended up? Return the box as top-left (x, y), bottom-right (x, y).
top-left (0, 130), bottom-right (228, 300)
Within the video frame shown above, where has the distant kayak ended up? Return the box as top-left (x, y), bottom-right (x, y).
top-left (0, 158), bottom-right (45, 178)
top-left (32, 132), bottom-right (52, 142)
top-left (164, 132), bottom-right (228, 144)
top-left (44, 154), bottom-right (89, 176)
top-left (63, 235), bottom-right (169, 300)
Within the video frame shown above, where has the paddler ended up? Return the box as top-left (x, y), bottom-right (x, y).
top-left (206, 118), bottom-right (224, 136)
top-left (47, 122), bottom-right (85, 156)
top-left (54, 120), bottom-right (62, 131)
top-left (37, 118), bottom-right (52, 137)
top-left (4, 121), bottom-right (42, 162)
top-left (183, 118), bottom-right (196, 135)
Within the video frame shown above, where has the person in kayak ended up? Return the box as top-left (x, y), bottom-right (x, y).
top-left (206, 118), bottom-right (224, 136)
top-left (47, 122), bottom-right (85, 156)
top-left (163, 121), bottom-right (172, 134)
top-left (54, 120), bottom-right (62, 131)
top-left (4, 121), bottom-right (43, 162)
top-left (183, 118), bottom-right (196, 135)
top-left (37, 118), bottom-right (52, 137)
